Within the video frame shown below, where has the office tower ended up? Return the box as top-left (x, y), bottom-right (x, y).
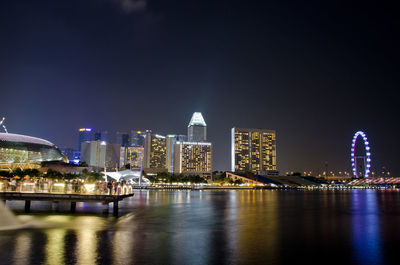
top-left (130, 130), bottom-right (145, 147)
top-left (81, 141), bottom-right (120, 168)
top-left (166, 134), bottom-right (187, 173)
top-left (143, 130), bottom-right (167, 172)
top-left (188, 112), bottom-right (207, 142)
top-left (231, 127), bottom-right (277, 174)
top-left (173, 142), bottom-right (212, 176)
top-left (116, 132), bottom-right (130, 147)
top-left (78, 128), bottom-right (92, 152)
top-left (94, 130), bottom-right (108, 142)
top-left (120, 146), bottom-right (144, 169)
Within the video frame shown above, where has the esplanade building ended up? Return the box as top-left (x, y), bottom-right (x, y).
top-left (0, 132), bottom-right (67, 170)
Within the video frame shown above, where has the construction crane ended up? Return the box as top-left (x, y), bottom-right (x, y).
top-left (0, 117), bottom-right (8, 133)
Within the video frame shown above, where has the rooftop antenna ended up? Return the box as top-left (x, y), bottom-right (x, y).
top-left (0, 117), bottom-right (8, 133)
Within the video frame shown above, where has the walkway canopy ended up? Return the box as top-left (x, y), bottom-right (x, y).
top-left (102, 169), bottom-right (150, 184)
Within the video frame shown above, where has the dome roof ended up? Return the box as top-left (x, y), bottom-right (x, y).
top-left (0, 132), bottom-right (55, 147)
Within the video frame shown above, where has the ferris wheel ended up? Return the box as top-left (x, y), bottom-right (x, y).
top-left (351, 131), bottom-right (371, 178)
top-left (0, 117), bottom-right (8, 133)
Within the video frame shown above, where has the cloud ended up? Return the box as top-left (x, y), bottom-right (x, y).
top-left (113, 0), bottom-right (147, 13)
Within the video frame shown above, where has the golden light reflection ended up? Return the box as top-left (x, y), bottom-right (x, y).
top-left (13, 232), bottom-right (31, 265)
top-left (75, 217), bottom-right (103, 265)
top-left (237, 190), bottom-right (278, 263)
top-left (113, 231), bottom-right (134, 265)
top-left (45, 229), bottom-right (66, 265)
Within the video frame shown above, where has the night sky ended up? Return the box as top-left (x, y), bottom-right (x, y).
top-left (1, 0), bottom-right (399, 175)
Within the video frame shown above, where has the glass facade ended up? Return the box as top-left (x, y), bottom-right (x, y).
top-left (78, 128), bottom-right (92, 152)
top-left (188, 112), bottom-right (207, 142)
top-left (116, 132), bottom-right (130, 147)
top-left (130, 131), bottom-right (145, 147)
top-left (0, 133), bottom-right (67, 167)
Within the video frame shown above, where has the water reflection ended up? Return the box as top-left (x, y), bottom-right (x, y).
top-left (13, 232), bottom-right (31, 265)
top-left (351, 190), bottom-right (383, 265)
top-left (45, 229), bottom-right (66, 265)
top-left (1, 190), bottom-right (398, 265)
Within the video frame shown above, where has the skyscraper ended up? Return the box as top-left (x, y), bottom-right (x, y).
top-left (231, 127), bottom-right (277, 174)
top-left (81, 140), bottom-right (120, 168)
top-left (130, 130), bottom-right (145, 147)
top-left (120, 146), bottom-right (144, 169)
top-left (188, 112), bottom-right (207, 142)
top-left (78, 128), bottom-right (92, 152)
top-left (116, 132), bottom-right (130, 147)
top-left (166, 134), bottom-right (187, 173)
top-left (173, 142), bottom-right (212, 176)
top-left (143, 131), bottom-right (167, 173)
top-left (94, 130), bottom-right (108, 142)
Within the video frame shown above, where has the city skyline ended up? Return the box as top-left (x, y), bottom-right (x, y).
top-left (1, 0), bottom-right (399, 175)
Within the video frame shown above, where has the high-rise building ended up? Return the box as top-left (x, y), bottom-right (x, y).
top-left (188, 112), bottom-right (207, 142)
top-left (231, 127), bottom-right (277, 174)
top-left (130, 130), bottom-right (145, 147)
top-left (81, 140), bottom-right (120, 168)
top-left (143, 131), bottom-right (167, 172)
top-left (120, 146), bottom-right (144, 169)
top-left (116, 132), bottom-right (130, 147)
top-left (94, 130), bottom-right (108, 142)
top-left (78, 128), bottom-right (92, 152)
top-left (166, 134), bottom-right (187, 173)
top-left (173, 142), bottom-right (212, 176)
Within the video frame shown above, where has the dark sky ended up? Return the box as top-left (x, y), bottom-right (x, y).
top-left (1, 0), bottom-right (399, 175)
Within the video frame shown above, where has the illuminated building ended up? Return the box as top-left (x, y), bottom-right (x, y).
top-left (231, 127), bottom-right (277, 174)
top-left (130, 130), bottom-right (145, 147)
top-left (173, 142), bottom-right (212, 176)
top-left (166, 134), bottom-right (187, 173)
top-left (120, 146), bottom-right (144, 169)
top-left (0, 132), bottom-right (67, 169)
top-left (78, 128), bottom-right (92, 152)
top-left (143, 131), bottom-right (167, 173)
top-left (81, 141), bottom-right (120, 169)
top-left (116, 132), bottom-right (130, 147)
top-left (188, 112), bottom-right (207, 142)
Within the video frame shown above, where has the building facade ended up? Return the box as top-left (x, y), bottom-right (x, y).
top-left (94, 130), bottom-right (108, 142)
top-left (81, 141), bottom-right (120, 169)
top-left (173, 142), bottom-right (212, 176)
top-left (0, 132), bottom-right (67, 170)
top-left (143, 131), bottom-right (167, 172)
top-left (116, 132), bottom-right (130, 147)
top-left (120, 146), bottom-right (144, 169)
top-left (166, 134), bottom-right (187, 173)
top-left (130, 130), bottom-right (145, 147)
top-left (187, 112), bottom-right (207, 142)
top-left (231, 127), bottom-right (277, 174)
top-left (78, 128), bottom-right (92, 152)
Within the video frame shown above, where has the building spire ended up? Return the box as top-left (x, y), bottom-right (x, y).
top-left (188, 112), bottom-right (206, 127)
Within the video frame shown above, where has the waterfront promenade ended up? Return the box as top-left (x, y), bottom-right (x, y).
top-left (0, 180), bottom-right (134, 216)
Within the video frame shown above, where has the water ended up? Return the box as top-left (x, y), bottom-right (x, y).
top-left (1, 189), bottom-right (400, 265)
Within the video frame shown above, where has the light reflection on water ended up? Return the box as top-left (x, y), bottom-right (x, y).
top-left (1, 190), bottom-right (400, 265)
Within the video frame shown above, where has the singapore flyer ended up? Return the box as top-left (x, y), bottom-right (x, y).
top-left (351, 131), bottom-right (371, 178)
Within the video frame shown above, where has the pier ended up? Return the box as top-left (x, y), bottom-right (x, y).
top-left (0, 181), bottom-right (134, 216)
